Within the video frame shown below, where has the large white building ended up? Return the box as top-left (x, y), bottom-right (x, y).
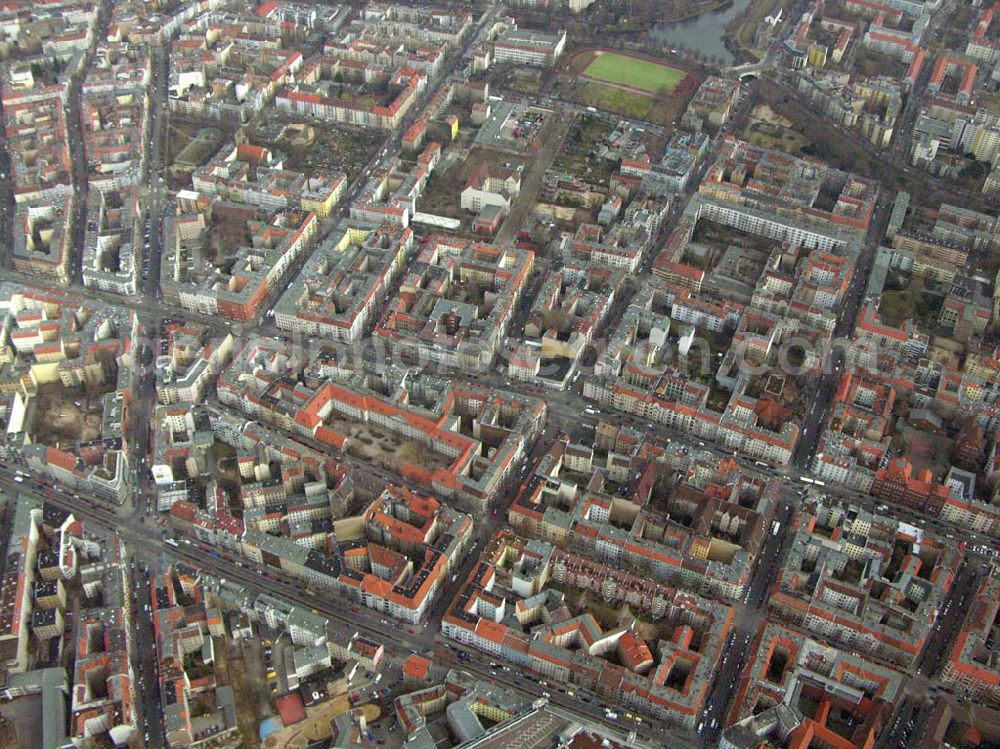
top-left (493, 29), bottom-right (566, 66)
top-left (460, 164), bottom-right (521, 214)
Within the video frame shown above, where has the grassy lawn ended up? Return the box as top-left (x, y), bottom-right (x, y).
top-left (584, 52), bottom-right (686, 94)
top-left (577, 82), bottom-right (654, 118)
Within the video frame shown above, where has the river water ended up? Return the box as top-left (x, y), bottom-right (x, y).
top-left (650, 0), bottom-right (756, 65)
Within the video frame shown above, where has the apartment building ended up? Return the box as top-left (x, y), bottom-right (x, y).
top-left (373, 236), bottom-right (534, 372)
top-left (346, 486), bottom-right (474, 622)
top-left (812, 430), bottom-right (885, 492)
top-left (161, 205), bottom-right (319, 322)
top-left (71, 537), bottom-right (138, 748)
top-left (699, 139), bottom-right (879, 240)
top-left (941, 567), bottom-right (1000, 703)
top-left (217, 340), bottom-right (544, 513)
top-left (150, 405), bottom-right (210, 510)
top-left (1, 69), bottom-right (73, 204)
top-left (0, 496), bottom-right (44, 675)
top-left (167, 20), bottom-right (303, 124)
top-left (559, 223), bottom-right (645, 273)
top-left (0, 496), bottom-right (137, 745)
top-left (864, 0), bottom-right (941, 18)
top-left (829, 373), bottom-right (896, 441)
top-left (934, 203), bottom-right (1000, 251)
top-left (396, 669), bottom-right (526, 746)
top-left (277, 59), bottom-right (426, 129)
top-left (149, 568), bottom-right (238, 748)
top-left (157, 402), bottom-right (355, 517)
top-left (912, 698), bottom-right (1000, 749)
top-left (841, 0), bottom-right (906, 20)
top-left (726, 621), bottom-right (903, 749)
top-left (209, 578), bottom-right (394, 715)
top-left (0, 0), bottom-right (97, 57)
top-left (927, 55), bottom-right (978, 104)
top-left (510, 263), bottom-right (624, 388)
top-left (257, 1), bottom-right (351, 32)
top-left (293, 377), bottom-right (543, 514)
top-left (173, 473), bottom-right (473, 624)
top-left (797, 72), bottom-right (903, 148)
top-left (327, 34), bottom-right (446, 78)
top-left (274, 222), bottom-right (414, 342)
top-left (967, 3), bottom-right (1000, 64)
top-left (509, 440), bottom-right (776, 601)
top-left (155, 323), bottom-right (234, 404)
top-left (81, 85), bottom-right (147, 191)
top-left (937, 278), bottom-right (993, 342)
top-left (671, 292), bottom-right (744, 333)
top-left (82, 188), bottom-right (141, 296)
top-left (621, 147), bottom-right (698, 194)
top-left (85, 41), bottom-right (150, 93)
top-left (191, 143), bottom-right (346, 216)
top-left (360, 4), bottom-right (474, 46)
top-left (442, 530), bottom-right (734, 728)
top-left (882, 242), bottom-right (961, 285)
top-left (107, 0), bottom-right (227, 42)
top-left (862, 14), bottom-right (927, 63)
top-left (460, 163), bottom-right (522, 215)
top-left (0, 286), bottom-right (137, 503)
top-left (680, 76), bottom-right (741, 131)
top-left (938, 492), bottom-right (1000, 537)
top-left (587, 274), bottom-right (799, 466)
top-left (325, 4), bottom-right (470, 78)
top-left (493, 28), bottom-right (566, 66)
top-left (350, 145), bottom-right (440, 227)
top-left (11, 197), bottom-right (75, 284)
top-left (767, 496), bottom-right (960, 668)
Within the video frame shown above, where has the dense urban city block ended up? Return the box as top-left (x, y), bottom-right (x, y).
top-left (0, 0), bottom-right (998, 748)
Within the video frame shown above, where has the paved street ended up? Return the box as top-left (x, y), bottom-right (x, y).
top-left (915, 558), bottom-right (984, 682)
top-left (699, 494), bottom-right (796, 744)
top-left (791, 187), bottom-right (896, 470)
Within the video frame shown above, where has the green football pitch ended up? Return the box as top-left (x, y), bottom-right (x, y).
top-left (583, 52), bottom-right (686, 94)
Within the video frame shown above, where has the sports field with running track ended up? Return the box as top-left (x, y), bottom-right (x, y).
top-left (582, 51), bottom-right (688, 94)
top-left (565, 48), bottom-right (699, 123)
